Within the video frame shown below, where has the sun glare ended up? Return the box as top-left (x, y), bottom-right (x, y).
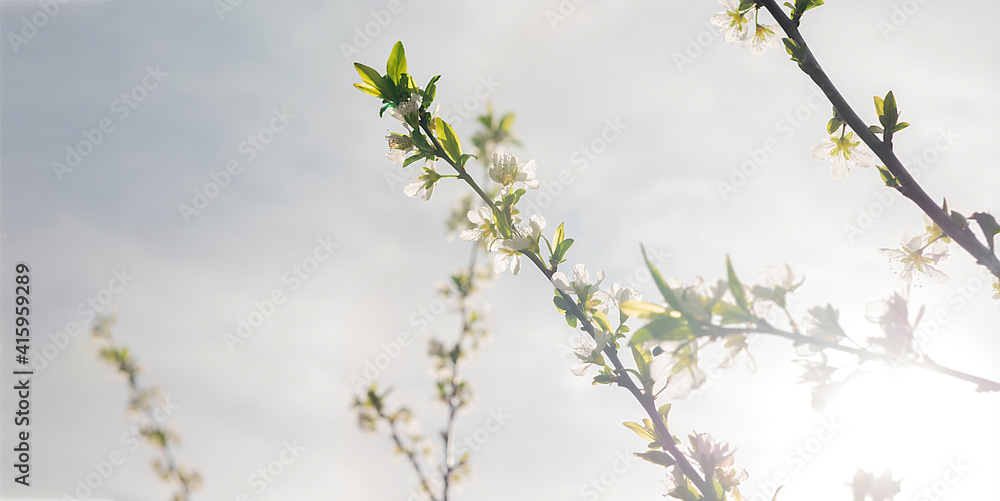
top-left (825, 364), bottom-right (976, 484)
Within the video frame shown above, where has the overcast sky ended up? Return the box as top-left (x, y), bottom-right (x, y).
top-left (1, 1), bottom-right (998, 500)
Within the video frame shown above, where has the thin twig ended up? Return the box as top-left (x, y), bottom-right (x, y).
top-left (759, 0), bottom-right (1000, 279)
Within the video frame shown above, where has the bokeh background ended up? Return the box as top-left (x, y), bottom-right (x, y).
top-left (1, 1), bottom-right (997, 500)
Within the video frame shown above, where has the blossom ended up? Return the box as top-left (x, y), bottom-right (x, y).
top-left (878, 231), bottom-right (948, 284)
top-left (570, 330), bottom-right (610, 376)
top-left (597, 283), bottom-right (642, 318)
top-left (388, 93), bottom-right (422, 123)
top-left (385, 133), bottom-right (415, 163)
top-left (489, 151), bottom-right (539, 193)
top-left (688, 432), bottom-right (737, 476)
top-left (501, 214), bottom-right (546, 253)
top-left (864, 290), bottom-right (915, 356)
top-left (744, 22), bottom-right (781, 56)
top-left (445, 194), bottom-right (475, 242)
top-left (459, 207), bottom-right (500, 249)
top-left (992, 280), bottom-right (999, 300)
top-left (551, 263), bottom-right (605, 299)
top-left (402, 161), bottom-right (441, 201)
top-left (751, 263), bottom-right (802, 316)
top-left (811, 131), bottom-right (876, 180)
top-left (922, 212), bottom-right (950, 244)
top-left (710, 0), bottom-right (754, 44)
top-left (491, 215), bottom-right (544, 276)
top-left (649, 342), bottom-right (706, 399)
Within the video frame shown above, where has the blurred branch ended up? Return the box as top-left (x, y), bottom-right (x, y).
top-left (91, 314), bottom-right (200, 501)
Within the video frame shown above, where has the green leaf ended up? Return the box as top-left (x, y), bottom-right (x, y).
top-left (782, 38), bottom-right (808, 66)
top-left (593, 369), bottom-right (616, 385)
top-left (712, 300), bottom-right (756, 324)
top-left (410, 129), bottom-right (432, 152)
top-left (658, 403), bottom-right (672, 424)
top-left (869, 125), bottom-right (884, 134)
top-left (498, 113), bottom-right (515, 132)
top-left (630, 315), bottom-right (692, 344)
top-left (434, 117), bottom-right (463, 163)
top-left (970, 212), bottom-right (1000, 252)
top-left (458, 153), bottom-right (478, 167)
top-left (423, 75), bottom-right (441, 104)
top-left (631, 344), bottom-right (653, 392)
top-left (554, 222), bottom-right (566, 247)
top-left (353, 83), bottom-right (383, 99)
top-left (402, 153), bottom-right (426, 168)
top-left (618, 300), bottom-right (667, 319)
top-left (827, 117), bottom-right (843, 134)
top-left (354, 63), bottom-right (392, 100)
top-left (725, 255), bottom-right (749, 313)
top-left (552, 238), bottom-right (574, 265)
top-left (949, 210), bottom-right (969, 231)
top-left (623, 421), bottom-right (657, 443)
top-left (894, 122), bottom-right (910, 132)
top-left (634, 450), bottom-right (676, 468)
top-left (565, 312), bottom-right (578, 328)
top-left (386, 41), bottom-right (407, 83)
top-left (876, 165), bottom-right (899, 188)
top-left (591, 310), bottom-right (613, 334)
top-left (883, 91), bottom-right (898, 125)
top-left (873, 95), bottom-right (884, 117)
top-left (641, 245), bottom-right (684, 314)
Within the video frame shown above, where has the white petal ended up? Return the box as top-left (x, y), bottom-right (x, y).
top-left (403, 180), bottom-right (423, 197)
top-left (830, 156), bottom-right (849, 180)
top-left (459, 229), bottom-right (479, 242)
top-left (570, 363), bottom-right (591, 377)
top-left (386, 149), bottom-right (406, 163)
top-left (850, 147), bottom-right (876, 169)
top-left (492, 253), bottom-right (510, 273)
top-left (551, 272), bottom-right (571, 292)
top-left (811, 139), bottom-right (836, 160)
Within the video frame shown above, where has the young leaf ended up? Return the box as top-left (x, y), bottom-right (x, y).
top-left (641, 244), bottom-right (684, 314)
top-left (658, 403), bottom-right (672, 424)
top-left (552, 239), bottom-right (574, 265)
top-left (618, 300), bottom-right (667, 319)
top-left (623, 421), bottom-right (658, 443)
top-left (634, 450), bottom-right (676, 468)
top-left (386, 41), bottom-right (407, 83)
top-left (883, 91), bottom-right (899, 125)
top-left (970, 212), bottom-right (999, 253)
top-left (353, 83), bottom-right (383, 99)
top-left (827, 117), bottom-right (843, 134)
top-left (630, 314), bottom-right (692, 344)
top-left (423, 75), bottom-right (441, 103)
top-left (434, 117), bottom-right (463, 163)
top-left (355, 63), bottom-right (391, 99)
top-left (712, 300), bottom-right (756, 324)
top-left (725, 255), bottom-right (749, 313)
top-left (876, 165), bottom-right (899, 188)
top-left (782, 38), bottom-right (808, 67)
top-left (631, 344), bottom-right (653, 392)
top-left (402, 153), bottom-right (427, 168)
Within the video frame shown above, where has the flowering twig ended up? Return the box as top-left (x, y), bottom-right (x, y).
top-left (758, 0), bottom-right (1000, 280)
top-left (91, 315), bottom-right (200, 501)
top-left (413, 109), bottom-right (720, 501)
top-left (713, 321), bottom-right (1000, 392)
